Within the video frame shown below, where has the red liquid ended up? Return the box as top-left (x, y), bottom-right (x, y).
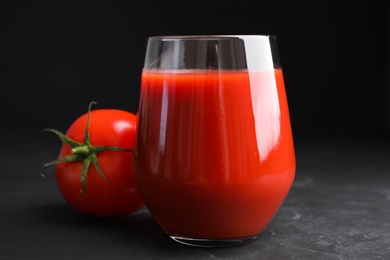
top-left (134, 69), bottom-right (295, 239)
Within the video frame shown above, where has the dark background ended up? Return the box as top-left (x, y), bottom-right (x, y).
top-left (1, 2), bottom-right (390, 259)
top-left (0, 0), bottom-right (389, 139)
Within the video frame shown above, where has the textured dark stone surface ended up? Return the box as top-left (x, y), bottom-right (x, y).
top-left (1, 129), bottom-right (389, 259)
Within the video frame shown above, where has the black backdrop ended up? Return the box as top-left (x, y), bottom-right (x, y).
top-left (1, 0), bottom-right (388, 140)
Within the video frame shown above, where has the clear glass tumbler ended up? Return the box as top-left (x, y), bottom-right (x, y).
top-left (133, 35), bottom-right (296, 247)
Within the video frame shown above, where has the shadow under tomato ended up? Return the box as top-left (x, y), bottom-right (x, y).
top-left (27, 202), bottom-right (282, 259)
top-left (32, 203), bottom-right (170, 246)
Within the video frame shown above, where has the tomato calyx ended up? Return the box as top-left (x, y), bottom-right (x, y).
top-left (43, 101), bottom-right (132, 196)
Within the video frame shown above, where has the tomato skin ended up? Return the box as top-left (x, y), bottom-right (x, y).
top-left (55, 109), bottom-right (144, 217)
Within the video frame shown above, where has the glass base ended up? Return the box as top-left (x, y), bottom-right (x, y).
top-left (169, 235), bottom-right (258, 247)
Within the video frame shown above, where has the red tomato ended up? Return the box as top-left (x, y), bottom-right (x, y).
top-left (45, 102), bottom-right (144, 217)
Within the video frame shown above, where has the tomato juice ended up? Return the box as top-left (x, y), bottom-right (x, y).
top-left (134, 68), bottom-right (295, 239)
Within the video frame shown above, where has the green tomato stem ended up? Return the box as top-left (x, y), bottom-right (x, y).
top-left (72, 145), bottom-right (90, 157)
top-left (43, 101), bottom-right (132, 196)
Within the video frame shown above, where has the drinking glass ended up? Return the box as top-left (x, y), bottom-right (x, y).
top-left (133, 35), bottom-right (296, 247)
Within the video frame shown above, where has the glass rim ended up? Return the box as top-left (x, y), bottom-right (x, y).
top-left (147, 34), bottom-right (276, 41)
top-left (144, 34), bottom-right (281, 70)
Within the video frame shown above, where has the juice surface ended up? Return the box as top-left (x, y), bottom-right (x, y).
top-left (134, 69), bottom-right (296, 239)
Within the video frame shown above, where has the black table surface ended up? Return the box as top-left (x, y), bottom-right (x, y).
top-left (1, 128), bottom-right (390, 260)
